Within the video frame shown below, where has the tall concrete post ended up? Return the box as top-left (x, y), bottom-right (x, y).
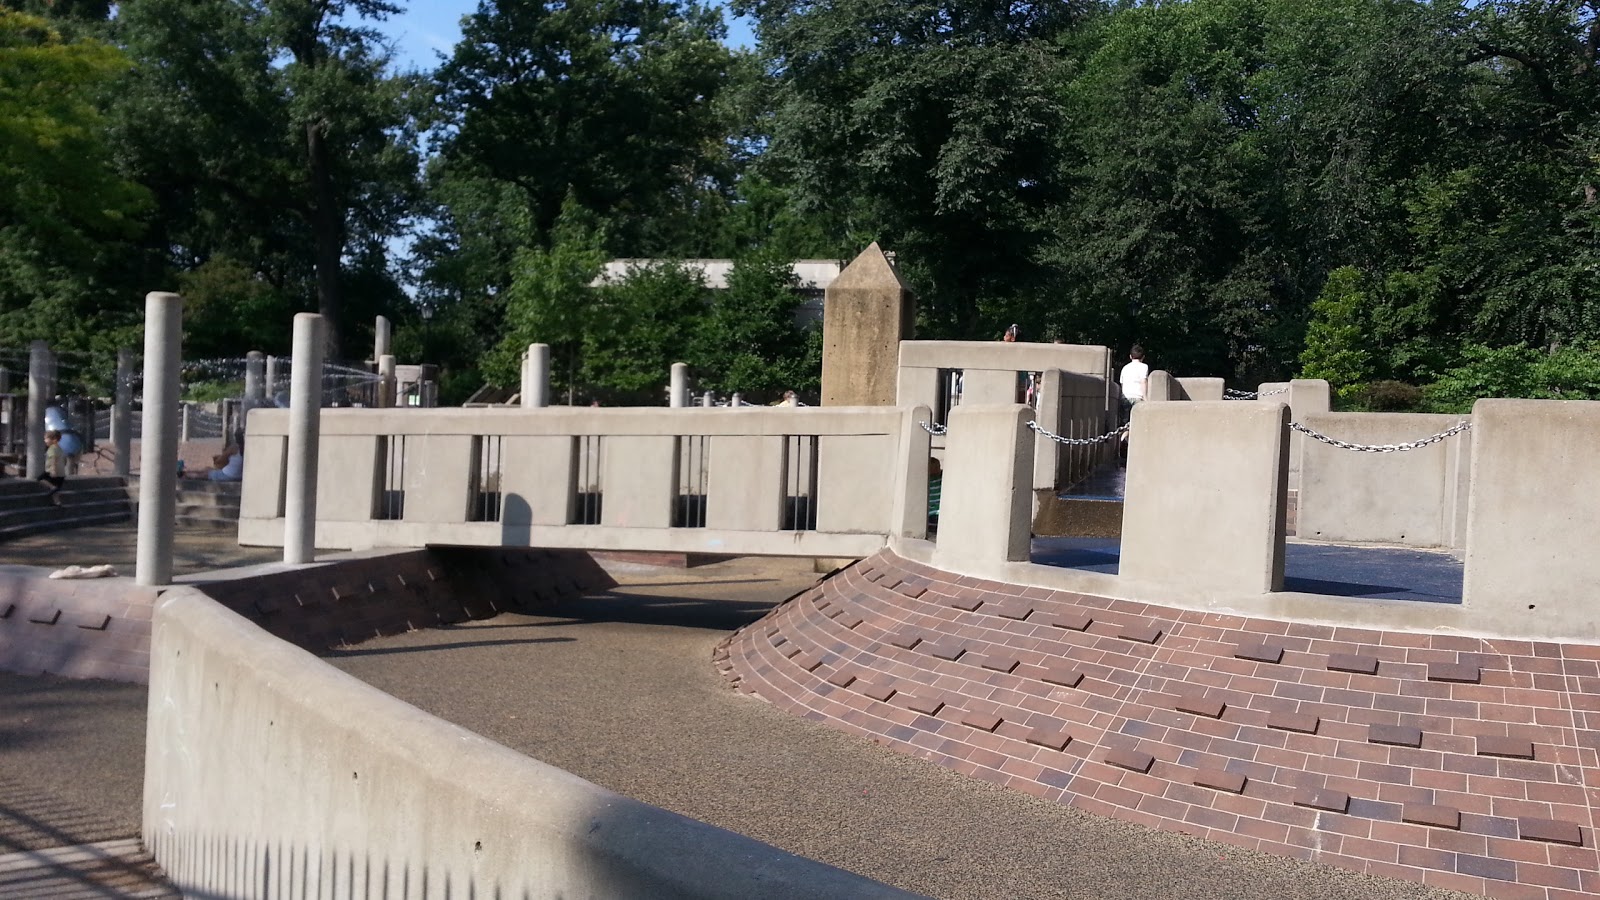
top-left (524, 343), bottom-right (550, 409)
top-left (821, 243), bottom-right (914, 406)
top-left (284, 313), bottom-right (326, 565)
top-left (670, 363), bottom-right (689, 408)
top-left (377, 354), bottom-right (397, 408)
top-left (732, 392), bottom-right (744, 407)
top-left (702, 391), bottom-right (714, 408)
top-left (244, 351), bottom-right (266, 402)
top-left (26, 341), bottom-right (49, 479)
top-left (136, 293), bottom-right (183, 587)
top-left (374, 315), bottom-right (392, 361)
top-left (180, 403), bottom-right (192, 441)
top-left (113, 349), bottom-right (133, 476)
top-left (265, 355), bottom-right (281, 398)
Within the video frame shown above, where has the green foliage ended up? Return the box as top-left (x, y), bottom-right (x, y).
top-left (1298, 267), bottom-right (1373, 402)
top-left (1349, 380), bottom-right (1424, 413)
top-left (692, 249), bottom-right (819, 396)
top-left (1422, 345), bottom-right (1600, 413)
top-left (581, 262), bottom-right (709, 403)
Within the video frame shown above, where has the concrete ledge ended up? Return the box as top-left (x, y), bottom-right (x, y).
top-left (144, 588), bottom-right (921, 900)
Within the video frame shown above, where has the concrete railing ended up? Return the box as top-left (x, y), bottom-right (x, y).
top-left (240, 406), bottom-right (930, 558)
top-left (899, 398), bottom-right (1600, 643)
top-left (144, 587), bottom-right (922, 900)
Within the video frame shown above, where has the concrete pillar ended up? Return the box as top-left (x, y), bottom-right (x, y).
top-left (419, 379), bottom-right (438, 408)
top-left (821, 242), bottom-right (914, 406)
top-left (136, 292), bottom-right (182, 587)
top-left (265, 355), bottom-right (281, 397)
top-left (244, 351), bottom-right (266, 402)
top-left (732, 392), bottom-right (744, 407)
top-left (113, 348), bottom-right (133, 476)
top-left (524, 343), bottom-right (550, 409)
top-left (180, 403), bottom-right (192, 441)
top-left (702, 391), bottom-right (714, 408)
top-left (670, 363), bottom-right (688, 408)
top-left (26, 341), bottom-right (48, 479)
top-left (933, 404), bottom-right (1035, 571)
top-left (374, 315), bottom-right (392, 361)
top-left (377, 354), bottom-right (397, 408)
top-left (284, 313), bottom-right (326, 565)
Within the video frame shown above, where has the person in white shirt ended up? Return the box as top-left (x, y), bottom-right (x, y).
top-left (1118, 344), bottom-right (1149, 423)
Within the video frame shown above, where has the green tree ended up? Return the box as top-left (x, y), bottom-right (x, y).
top-left (691, 248), bottom-right (819, 396)
top-left (0, 9), bottom-right (148, 351)
top-left (1298, 267), bottom-right (1374, 402)
top-left (582, 262), bottom-right (709, 403)
top-left (110, 0), bottom-right (421, 358)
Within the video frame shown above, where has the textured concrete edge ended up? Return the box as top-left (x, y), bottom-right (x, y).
top-left (142, 586), bottom-right (925, 900)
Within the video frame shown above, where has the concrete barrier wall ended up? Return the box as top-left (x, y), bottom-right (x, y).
top-left (1257, 379), bottom-right (1331, 488)
top-left (1296, 412), bottom-right (1471, 548)
top-left (891, 396), bottom-right (1600, 643)
top-left (1175, 377), bottom-right (1224, 401)
top-left (144, 588), bottom-right (920, 900)
top-left (1033, 370), bottom-right (1114, 490)
top-left (242, 406), bottom-right (926, 558)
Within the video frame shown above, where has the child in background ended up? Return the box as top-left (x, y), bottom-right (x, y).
top-left (37, 430), bottom-right (66, 503)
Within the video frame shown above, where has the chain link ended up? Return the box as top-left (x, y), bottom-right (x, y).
top-left (1028, 420), bottom-right (1130, 446)
top-left (1224, 386), bottom-right (1289, 400)
top-left (918, 420), bottom-right (948, 436)
top-left (1289, 419), bottom-right (1471, 452)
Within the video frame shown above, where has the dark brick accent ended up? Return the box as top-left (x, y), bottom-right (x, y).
top-left (1454, 854), bottom-right (1515, 882)
top-left (925, 643), bottom-right (967, 661)
top-left (1368, 724), bottom-right (1423, 748)
top-left (1477, 735), bottom-right (1535, 759)
top-left (860, 682), bottom-right (897, 702)
top-left (949, 594), bottom-right (984, 612)
top-left (76, 614), bottom-right (112, 631)
top-left (1294, 789), bottom-right (1350, 813)
top-left (1428, 662), bottom-right (1481, 683)
top-left (1235, 643), bottom-right (1284, 664)
top-left (1267, 711), bottom-right (1320, 734)
top-left (826, 670), bottom-right (856, 688)
top-left (1026, 729), bottom-right (1072, 751)
top-left (27, 609), bottom-right (61, 625)
top-left (838, 614), bottom-right (865, 629)
top-left (1330, 653), bottom-right (1380, 676)
top-left (1174, 695), bottom-right (1226, 719)
top-left (1048, 613), bottom-right (1093, 632)
top-left (1518, 817), bottom-right (1584, 846)
top-left (1120, 623), bottom-right (1163, 644)
top-left (1194, 769), bottom-right (1247, 794)
top-left (905, 695), bottom-right (945, 716)
top-left (895, 577), bottom-right (930, 599)
top-left (1402, 804), bottom-right (1462, 830)
top-left (887, 633), bottom-right (922, 650)
top-left (1040, 666), bottom-right (1084, 688)
top-left (979, 655), bottom-right (1020, 674)
top-left (1106, 748), bottom-right (1155, 774)
top-left (962, 712), bottom-right (1003, 732)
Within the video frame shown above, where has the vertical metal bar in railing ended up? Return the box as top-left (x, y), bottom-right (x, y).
top-left (375, 435), bottom-right (406, 520)
top-left (782, 435), bottom-right (819, 531)
top-left (570, 434), bottom-right (603, 524)
top-left (673, 435), bottom-right (707, 527)
top-left (469, 434), bottom-right (503, 522)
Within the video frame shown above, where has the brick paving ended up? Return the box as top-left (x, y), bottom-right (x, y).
top-left (720, 551), bottom-right (1600, 900)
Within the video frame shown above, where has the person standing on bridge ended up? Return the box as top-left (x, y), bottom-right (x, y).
top-left (1118, 345), bottom-right (1148, 423)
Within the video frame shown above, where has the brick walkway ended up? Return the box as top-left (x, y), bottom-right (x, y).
top-left (720, 551), bottom-right (1598, 900)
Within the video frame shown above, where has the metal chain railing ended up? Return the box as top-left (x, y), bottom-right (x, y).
top-left (918, 420), bottom-right (948, 436)
top-left (1289, 419), bottom-right (1471, 453)
top-left (1224, 386), bottom-right (1289, 400)
top-left (1028, 420), bottom-right (1130, 446)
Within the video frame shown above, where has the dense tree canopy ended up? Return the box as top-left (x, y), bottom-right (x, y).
top-left (1, 0), bottom-right (1596, 407)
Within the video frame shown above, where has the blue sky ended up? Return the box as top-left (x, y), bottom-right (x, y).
top-left (374, 2), bottom-right (756, 72)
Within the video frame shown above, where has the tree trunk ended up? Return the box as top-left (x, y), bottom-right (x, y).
top-left (308, 120), bottom-right (344, 358)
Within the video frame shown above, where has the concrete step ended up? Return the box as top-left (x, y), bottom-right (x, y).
top-left (175, 516), bottom-right (239, 530)
top-left (173, 491), bottom-right (241, 510)
top-left (0, 510), bottom-right (131, 541)
top-left (0, 839), bottom-right (178, 899)
top-left (1033, 493), bottom-right (1123, 538)
top-left (176, 502), bottom-right (240, 520)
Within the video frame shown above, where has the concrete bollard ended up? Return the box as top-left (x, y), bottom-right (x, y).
top-left (136, 293), bottom-right (183, 586)
top-left (26, 341), bottom-right (49, 479)
top-left (113, 348), bottom-right (133, 476)
top-left (670, 363), bottom-right (688, 408)
top-left (525, 343), bottom-right (550, 409)
top-left (731, 392), bottom-right (744, 408)
top-left (377, 354), bottom-right (397, 408)
top-left (284, 313), bottom-right (326, 565)
top-left (265, 355), bottom-right (280, 398)
top-left (244, 351), bottom-right (266, 402)
top-left (374, 314), bottom-right (391, 361)
top-left (702, 391), bottom-right (714, 408)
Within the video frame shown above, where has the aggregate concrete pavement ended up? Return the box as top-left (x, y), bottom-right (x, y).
top-left (326, 556), bottom-right (1476, 900)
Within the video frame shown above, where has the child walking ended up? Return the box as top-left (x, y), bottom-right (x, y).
top-left (37, 429), bottom-right (66, 503)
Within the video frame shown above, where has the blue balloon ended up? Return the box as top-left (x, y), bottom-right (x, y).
top-left (58, 431), bottom-right (83, 456)
top-left (45, 407), bottom-right (68, 431)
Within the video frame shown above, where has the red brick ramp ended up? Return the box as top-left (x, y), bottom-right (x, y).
top-left (719, 551), bottom-right (1598, 900)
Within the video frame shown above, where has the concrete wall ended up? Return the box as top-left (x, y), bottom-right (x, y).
top-left (1462, 399), bottom-right (1600, 631)
top-left (1296, 412), bottom-right (1471, 548)
top-left (1032, 370), bottom-right (1115, 489)
top-left (242, 406), bottom-right (922, 558)
top-left (933, 405), bottom-right (1034, 570)
top-left (1257, 379), bottom-right (1331, 488)
top-left (1175, 377), bottom-right (1224, 401)
top-left (143, 588), bottom-right (920, 900)
top-left (1120, 401), bottom-right (1289, 593)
